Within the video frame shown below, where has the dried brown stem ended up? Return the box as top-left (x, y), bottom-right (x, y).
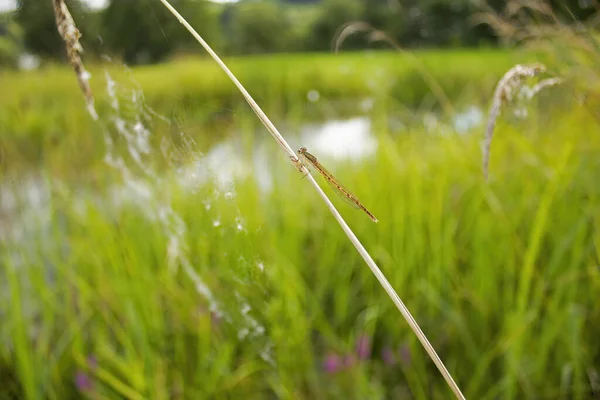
top-left (52, 0), bottom-right (94, 113)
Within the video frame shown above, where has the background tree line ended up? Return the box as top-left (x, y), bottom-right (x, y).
top-left (1, 0), bottom-right (597, 66)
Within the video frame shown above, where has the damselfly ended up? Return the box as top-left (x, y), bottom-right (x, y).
top-left (297, 147), bottom-right (378, 223)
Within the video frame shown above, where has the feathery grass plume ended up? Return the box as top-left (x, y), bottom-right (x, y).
top-left (526, 77), bottom-right (563, 99)
top-left (470, 0), bottom-right (558, 44)
top-left (473, 0), bottom-right (600, 122)
top-left (52, 0), bottom-right (95, 118)
top-left (158, 1), bottom-right (466, 398)
top-left (483, 63), bottom-right (546, 180)
top-left (333, 21), bottom-right (455, 117)
top-left (472, 0), bottom-right (600, 179)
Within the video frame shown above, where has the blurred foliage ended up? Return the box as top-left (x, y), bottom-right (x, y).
top-left (100, 0), bottom-right (222, 64)
top-left (2, 1), bottom-right (600, 399)
top-left (0, 53), bottom-right (599, 397)
top-left (307, 0), bottom-right (363, 51)
top-left (0, 50), bottom-right (519, 166)
top-left (2, 0), bottom-right (597, 65)
top-left (0, 18), bottom-right (22, 67)
top-left (224, 1), bottom-right (291, 54)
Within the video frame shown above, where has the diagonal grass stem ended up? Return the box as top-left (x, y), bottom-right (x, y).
top-left (157, 1), bottom-right (465, 397)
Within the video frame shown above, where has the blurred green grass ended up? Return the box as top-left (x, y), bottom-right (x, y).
top-left (1, 50), bottom-right (599, 399)
top-left (1, 49), bottom-right (518, 113)
top-left (0, 50), bottom-right (523, 179)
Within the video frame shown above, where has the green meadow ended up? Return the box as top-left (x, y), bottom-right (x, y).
top-left (1, 49), bottom-right (599, 399)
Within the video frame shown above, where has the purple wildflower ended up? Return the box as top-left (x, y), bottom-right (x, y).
top-left (75, 371), bottom-right (93, 392)
top-left (323, 353), bottom-right (343, 373)
top-left (355, 335), bottom-right (372, 360)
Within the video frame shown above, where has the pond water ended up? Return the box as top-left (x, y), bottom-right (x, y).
top-left (0, 102), bottom-right (487, 246)
top-left (178, 104), bottom-right (485, 191)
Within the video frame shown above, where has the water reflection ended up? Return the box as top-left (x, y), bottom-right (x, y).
top-left (174, 105), bottom-right (486, 192)
top-left (298, 117), bottom-right (378, 161)
top-left (0, 175), bottom-right (52, 245)
top-left (179, 116), bottom-right (379, 193)
top-left (1, 105), bottom-right (487, 245)
top-left (453, 105), bottom-right (484, 134)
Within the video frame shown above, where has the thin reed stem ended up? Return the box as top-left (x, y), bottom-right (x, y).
top-left (158, 1), bottom-right (466, 398)
top-left (333, 21), bottom-right (455, 117)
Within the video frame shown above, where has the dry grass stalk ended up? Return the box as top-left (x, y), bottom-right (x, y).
top-left (471, 0), bottom-right (558, 31)
top-left (158, 1), bottom-right (466, 398)
top-left (52, 0), bottom-right (95, 116)
top-left (527, 77), bottom-right (563, 98)
top-left (333, 21), bottom-right (455, 116)
top-left (504, 0), bottom-right (556, 20)
top-left (474, 0), bottom-right (600, 123)
top-left (474, 0), bottom-right (600, 179)
top-left (483, 63), bottom-right (547, 180)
